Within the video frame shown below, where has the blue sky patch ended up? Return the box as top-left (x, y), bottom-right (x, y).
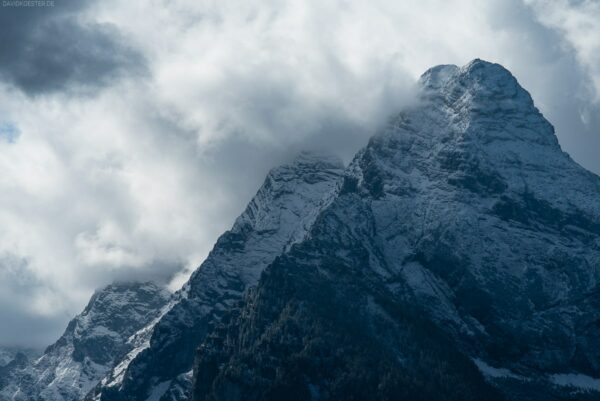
top-left (0, 122), bottom-right (20, 143)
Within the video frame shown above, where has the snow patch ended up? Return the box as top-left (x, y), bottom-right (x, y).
top-left (473, 359), bottom-right (522, 380)
top-left (551, 373), bottom-right (600, 392)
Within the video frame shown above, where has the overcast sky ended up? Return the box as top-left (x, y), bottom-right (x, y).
top-left (0, 0), bottom-right (599, 347)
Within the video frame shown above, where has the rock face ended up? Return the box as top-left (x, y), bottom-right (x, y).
top-left (88, 152), bottom-right (345, 401)
top-left (0, 282), bottom-right (170, 401)
top-left (190, 60), bottom-right (600, 401)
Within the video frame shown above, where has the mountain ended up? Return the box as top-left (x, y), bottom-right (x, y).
top-left (190, 60), bottom-right (600, 401)
top-left (0, 282), bottom-right (170, 401)
top-left (87, 152), bottom-right (345, 401)
top-left (5, 59), bottom-right (599, 401)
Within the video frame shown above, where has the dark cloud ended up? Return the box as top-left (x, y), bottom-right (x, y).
top-left (0, 0), bottom-right (145, 95)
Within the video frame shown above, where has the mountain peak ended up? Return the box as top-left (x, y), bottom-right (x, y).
top-left (80, 281), bottom-right (169, 320)
top-left (397, 59), bottom-right (559, 155)
top-left (419, 63), bottom-right (459, 90)
top-left (420, 59), bottom-right (511, 82)
top-left (232, 150), bottom-right (344, 237)
top-left (420, 59), bottom-right (526, 99)
top-left (359, 59), bottom-right (576, 207)
top-left (462, 58), bottom-right (506, 74)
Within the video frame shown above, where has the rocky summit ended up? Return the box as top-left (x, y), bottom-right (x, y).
top-left (3, 59), bottom-right (600, 401)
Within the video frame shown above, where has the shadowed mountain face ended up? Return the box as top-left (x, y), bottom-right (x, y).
top-left (4, 59), bottom-right (600, 401)
top-left (190, 60), bottom-right (600, 401)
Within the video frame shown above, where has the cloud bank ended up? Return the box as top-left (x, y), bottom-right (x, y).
top-left (0, 0), bottom-right (598, 347)
top-left (0, 0), bottom-right (145, 95)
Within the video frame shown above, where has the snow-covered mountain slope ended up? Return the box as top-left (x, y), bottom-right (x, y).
top-left (191, 60), bottom-right (600, 401)
top-left (355, 60), bottom-right (600, 379)
top-left (0, 282), bottom-right (170, 401)
top-left (87, 152), bottom-right (345, 401)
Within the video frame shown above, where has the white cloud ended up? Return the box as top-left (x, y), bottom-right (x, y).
top-left (0, 0), bottom-right (598, 347)
top-left (525, 0), bottom-right (600, 102)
